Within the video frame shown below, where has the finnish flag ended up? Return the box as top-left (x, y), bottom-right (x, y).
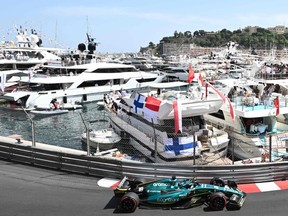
top-left (133, 92), bottom-right (146, 115)
top-left (164, 136), bottom-right (200, 157)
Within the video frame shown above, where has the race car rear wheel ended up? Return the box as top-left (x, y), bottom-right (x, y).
top-left (210, 177), bottom-right (225, 187)
top-left (209, 192), bottom-right (227, 211)
top-left (119, 192), bottom-right (139, 213)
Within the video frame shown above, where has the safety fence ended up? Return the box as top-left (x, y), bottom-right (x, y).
top-left (0, 137), bottom-right (287, 184)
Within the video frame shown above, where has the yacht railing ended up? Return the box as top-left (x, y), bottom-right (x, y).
top-left (231, 93), bottom-right (288, 111)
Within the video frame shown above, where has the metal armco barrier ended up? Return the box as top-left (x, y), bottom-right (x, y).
top-left (0, 136), bottom-right (287, 184)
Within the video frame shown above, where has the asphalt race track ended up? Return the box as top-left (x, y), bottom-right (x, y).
top-left (0, 159), bottom-right (287, 216)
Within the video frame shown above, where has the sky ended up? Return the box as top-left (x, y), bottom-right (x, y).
top-left (1, 0), bottom-right (288, 53)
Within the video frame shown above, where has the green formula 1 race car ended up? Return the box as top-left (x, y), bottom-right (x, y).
top-left (114, 176), bottom-right (246, 213)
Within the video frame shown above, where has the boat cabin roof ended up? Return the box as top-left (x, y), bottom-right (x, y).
top-left (41, 62), bottom-right (137, 72)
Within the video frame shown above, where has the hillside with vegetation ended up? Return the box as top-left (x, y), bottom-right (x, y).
top-left (148, 27), bottom-right (288, 53)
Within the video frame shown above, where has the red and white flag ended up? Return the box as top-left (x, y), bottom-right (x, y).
top-left (173, 100), bottom-right (182, 133)
top-left (205, 82), bottom-right (209, 98)
top-left (274, 96), bottom-right (280, 115)
top-left (187, 64), bottom-right (195, 84)
top-left (143, 96), bottom-right (161, 123)
top-left (198, 74), bottom-right (204, 86)
top-left (226, 97), bottom-right (235, 122)
top-left (206, 82), bottom-right (226, 103)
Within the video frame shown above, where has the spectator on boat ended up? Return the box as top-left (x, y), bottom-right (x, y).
top-left (103, 94), bottom-right (110, 104)
top-left (249, 120), bottom-right (257, 133)
top-left (264, 63), bottom-right (272, 74)
top-left (112, 100), bottom-right (119, 112)
top-left (262, 90), bottom-right (270, 108)
top-left (253, 86), bottom-right (260, 98)
top-left (251, 93), bottom-right (259, 105)
top-left (229, 86), bottom-right (237, 101)
top-left (268, 84), bottom-right (275, 94)
top-left (274, 84), bottom-right (281, 93)
top-left (120, 88), bottom-right (127, 97)
top-left (157, 88), bottom-right (161, 96)
top-left (238, 88), bottom-right (244, 96)
top-left (50, 98), bottom-right (60, 110)
top-left (243, 88), bottom-right (249, 97)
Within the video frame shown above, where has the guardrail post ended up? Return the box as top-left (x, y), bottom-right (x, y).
top-left (22, 107), bottom-right (36, 147)
top-left (231, 136), bottom-right (235, 164)
top-left (193, 134), bottom-right (196, 165)
top-left (32, 121), bottom-right (35, 147)
top-left (80, 113), bottom-right (90, 156)
top-left (269, 134), bottom-right (272, 162)
top-left (152, 119), bottom-right (158, 163)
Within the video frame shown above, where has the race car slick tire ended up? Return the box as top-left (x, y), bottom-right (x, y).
top-left (209, 192), bottom-right (227, 211)
top-left (210, 177), bottom-right (225, 187)
top-left (119, 192), bottom-right (139, 213)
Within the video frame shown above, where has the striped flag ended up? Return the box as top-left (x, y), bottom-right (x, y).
top-left (274, 96), bottom-right (280, 115)
top-left (198, 74), bottom-right (204, 86)
top-left (205, 82), bottom-right (209, 98)
top-left (187, 64), bottom-right (195, 84)
top-left (206, 82), bottom-right (226, 103)
top-left (173, 100), bottom-right (182, 133)
top-left (226, 97), bottom-right (235, 122)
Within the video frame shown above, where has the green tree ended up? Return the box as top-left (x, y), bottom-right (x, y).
top-left (148, 42), bottom-right (155, 48)
top-left (184, 31), bottom-right (192, 38)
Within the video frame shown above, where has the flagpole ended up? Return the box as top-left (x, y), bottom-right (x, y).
top-left (152, 118), bottom-right (157, 162)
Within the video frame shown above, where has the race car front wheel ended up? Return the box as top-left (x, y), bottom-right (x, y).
top-left (209, 192), bottom-right (227, 211)
top-left (119, 192), bottom-right (140, 213)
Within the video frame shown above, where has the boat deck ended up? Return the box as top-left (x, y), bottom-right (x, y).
top-left (108, 109), bottom-right (231, 165)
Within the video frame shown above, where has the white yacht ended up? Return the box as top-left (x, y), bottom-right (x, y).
top-left (162, 66), bottom-right (189, 82)
top-left (204, 78), bottom-right (288, 161)
top-left (0, 62), bottom-right (166, 110)
top-left (0, 28), bottom-right (62, 71)
top-left (104, 82), bottom-right (230, 164)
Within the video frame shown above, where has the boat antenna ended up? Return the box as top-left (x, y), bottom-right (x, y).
top-left (86, 16), bottom-right (89, 35)
top-left (54, 20), bottom-right (58, 47)
top-left (86, 16), bottom-right (92, 42)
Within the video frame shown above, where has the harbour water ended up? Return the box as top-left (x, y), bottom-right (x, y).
top-left (0, 103), bottom-right (109, 151)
